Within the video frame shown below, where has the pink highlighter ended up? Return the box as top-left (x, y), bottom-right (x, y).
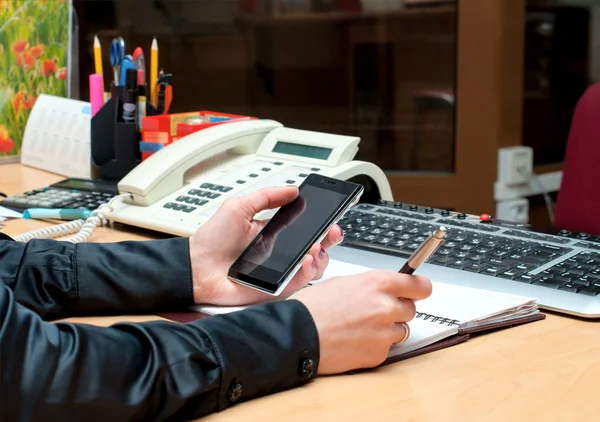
top-left (89, 73), bottom-right (104, 116)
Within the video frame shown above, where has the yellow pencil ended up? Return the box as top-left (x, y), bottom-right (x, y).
top-left (93, 35), bottom-right (103, 77)
top-left (150, 37), bottom-right (158, 105)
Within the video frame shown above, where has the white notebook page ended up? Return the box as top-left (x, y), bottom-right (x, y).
top-left (193, 259), bottom-right (538, 350)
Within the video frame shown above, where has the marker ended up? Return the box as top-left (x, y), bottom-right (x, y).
top-left (22, 208), bottom-right (92, 221)
top-left (123, 68), bottom-right (138, 124)
top-left (89, 73), bottom-right (104, 116)
top-left (399, 226), bottom-right (447, 274)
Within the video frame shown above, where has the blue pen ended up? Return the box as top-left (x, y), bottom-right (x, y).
top-left (120, 55), bottom-right (135, 86)
top-left (22, 208), bottom-right (92, 221)
top-left (110, 37), bottom-right (125, 85)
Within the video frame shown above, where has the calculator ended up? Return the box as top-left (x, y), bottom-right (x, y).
top-left (1, 178), bottom-right (119, 212)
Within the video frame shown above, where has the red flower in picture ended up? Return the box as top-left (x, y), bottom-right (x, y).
top-left (0, 125), bottom-right (15, 153)
top-left (12, 39), bottom-right (28, 53)
top-left (15, 51), bottom-right (35, 70)
top-left (28, 43), bottom-right (44, 59)
top-left (42, 59), bottom-right (57, 77)
top-left (12, 91), bottom-right (36, 113)
top-left (55, 67), bottom-right (67, 80)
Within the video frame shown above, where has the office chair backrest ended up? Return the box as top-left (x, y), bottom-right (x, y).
top-left (554, 82), bottom-right (600, 235)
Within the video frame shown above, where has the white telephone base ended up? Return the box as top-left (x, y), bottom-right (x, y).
top-left (107, 119), bottom-right (393, 237)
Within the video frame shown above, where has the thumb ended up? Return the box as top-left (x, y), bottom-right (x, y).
top-left (238, 186), bottom-right (299, 217)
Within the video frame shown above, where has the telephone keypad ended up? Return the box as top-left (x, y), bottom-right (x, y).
top-left (164, 202), bottom-right (197, 213)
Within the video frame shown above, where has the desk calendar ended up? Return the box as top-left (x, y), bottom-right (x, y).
top-left (20, 94), bottom-right (92, 179)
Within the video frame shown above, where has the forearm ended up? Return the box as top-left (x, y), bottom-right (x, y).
top-left (0, 284), bottom-right (319, 422)
top-left (2, 237), bottom-right (193, 320)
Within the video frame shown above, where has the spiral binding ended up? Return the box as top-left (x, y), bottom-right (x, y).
top-left (415, 312), bottom-right (459, 327)
top-left (13, 193), bottom-right (132, 244)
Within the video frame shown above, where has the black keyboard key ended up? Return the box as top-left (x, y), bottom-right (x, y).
top-left (249, 173), bottom-right (259, 178)
top-left (448, 260), bottom-right (468, 270)
top-left (236, 180), bottom-right (246, 184)
top-left (163, 202), bottom-right (176, 209)
top-left (299, 173), bottom-right (308, 177)
top-left (181, 206), bottom-right (196, 213)
top-left (514, 274), bottom-right (535, 284)
top-left (464, 263), bottom-right (489, 273)
top-left (201, 183), bottom-right (212, 189)
top-left (578, 285), bottom-right (600, 296)
top-left (483, 266), bottom-right (508, 277)
top-left (514, 263), bottom-right (540, 272)
top-left (559, 283), bottom-right (580, 293)
top-left (430, 256), bottom-right (454, 266)
top-left (532, 277), bottom-right (562, 289)
top-left (374, 237), bottom-right (392, 245)
top-left (346, 232), bottom-right (362, 240)
top-left (498, 269), bottom-right (525, 280)
top-left (262, 167), bottom-right (271, 172)
top-left (361, 234), bottom-right (377, 242)
top-left (520, 255), bottom-right (550, 265)
top-left (572, 277), bottom-right (591, 286)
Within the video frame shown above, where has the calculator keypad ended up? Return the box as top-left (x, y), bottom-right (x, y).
top-left (1, 188), bottom-right (114, 211)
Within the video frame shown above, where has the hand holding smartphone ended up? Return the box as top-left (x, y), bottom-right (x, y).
top-left (228, 174), bottom-right (363, 295)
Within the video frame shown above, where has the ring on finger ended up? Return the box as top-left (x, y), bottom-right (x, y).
top-left (394, 322), bottom-right (410, 344)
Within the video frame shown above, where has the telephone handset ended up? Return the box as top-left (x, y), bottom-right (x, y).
top-left (13, 119), bottom-right (393, 242)
top-left (108, 119), bottom-right (393, 237)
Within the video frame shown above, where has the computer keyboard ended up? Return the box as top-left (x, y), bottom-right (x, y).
top-left (329, 200), bottom-right (600, 318)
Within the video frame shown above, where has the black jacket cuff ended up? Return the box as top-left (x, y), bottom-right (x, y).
top-left (191, 299), bottom-right (320, 409)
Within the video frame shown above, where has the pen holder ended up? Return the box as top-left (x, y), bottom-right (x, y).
top-left (91, 85), bottom-right (157, 182)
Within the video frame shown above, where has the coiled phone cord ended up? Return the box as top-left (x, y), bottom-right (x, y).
top-left (13, 194), bottom-right (131, 243)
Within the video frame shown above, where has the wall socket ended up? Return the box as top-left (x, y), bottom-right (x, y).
top-left (496, 198), bottom-right (530, 223)
top-left (497, 146), bottom-right (534, 186)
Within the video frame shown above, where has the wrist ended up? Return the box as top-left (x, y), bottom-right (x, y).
top-left (188, 236), bottom-right (221, 304)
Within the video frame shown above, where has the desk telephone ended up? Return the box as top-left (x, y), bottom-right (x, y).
top-left (13, 119), bottom-right (392, 242)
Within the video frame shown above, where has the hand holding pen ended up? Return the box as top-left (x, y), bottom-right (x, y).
top-left (399, 226), bottom-right (447, 274)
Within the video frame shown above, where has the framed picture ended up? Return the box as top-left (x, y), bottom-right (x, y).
top-left (0, 0), bottom-right (72, 163)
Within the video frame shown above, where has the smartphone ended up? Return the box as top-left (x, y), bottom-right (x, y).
top-left (228, 174), bottom-right (364, 295)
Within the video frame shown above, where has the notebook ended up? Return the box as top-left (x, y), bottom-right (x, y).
top-left (171, 260), bottom-right (545, 364)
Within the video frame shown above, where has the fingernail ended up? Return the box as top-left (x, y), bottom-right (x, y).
top-left (318, 247), bottom-right (327, 259)
top-left (312, 259), bottom-right (317, 269)
top-left (338, 233), bottom-right (344, 244)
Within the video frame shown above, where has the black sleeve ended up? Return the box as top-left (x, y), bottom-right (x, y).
top-left (0, 283), bottom-right (320, 421)
top-left (0, 237), bottom-right (194, 320)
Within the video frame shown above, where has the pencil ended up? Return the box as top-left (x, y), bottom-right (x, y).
top-left (150, 37), bottom-right (158, 105)
top-left (93, 35), bottom-right (103, 77)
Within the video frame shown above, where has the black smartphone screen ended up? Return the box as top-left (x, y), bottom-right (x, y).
top-left (228, 174), bottom-right (362, 293)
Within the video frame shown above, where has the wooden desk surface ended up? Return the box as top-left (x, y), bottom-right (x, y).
top-left (2, 164), bottom-right (600, 421)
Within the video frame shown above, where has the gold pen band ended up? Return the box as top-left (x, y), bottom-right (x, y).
top-left (405, 226), bottom-right (447, 269)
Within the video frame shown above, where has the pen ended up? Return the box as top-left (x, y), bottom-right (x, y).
top-left (398, 226), bottom-right (447, 274)
top-left (23, 208), bottom-right (92, 221)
